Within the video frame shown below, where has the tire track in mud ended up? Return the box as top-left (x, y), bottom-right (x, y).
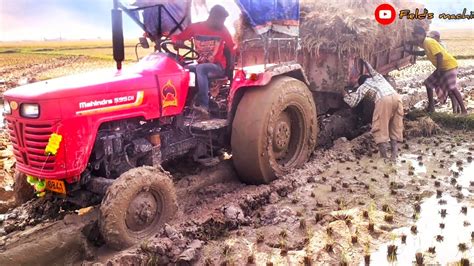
top-left (0, 145), bottom-right (335, 265)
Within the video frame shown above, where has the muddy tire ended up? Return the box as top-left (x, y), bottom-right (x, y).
top-left (231, 76), bottom-right (318, 184)
top-left (99, 166), bottom-right (177, 250)
top-left (13, 172), bottom-right (34, 204)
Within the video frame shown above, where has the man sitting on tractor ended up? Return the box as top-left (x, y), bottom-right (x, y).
top-left (172, 5), bottom-right (236, 118)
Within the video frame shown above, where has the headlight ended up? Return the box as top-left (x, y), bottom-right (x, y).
top-left (20, 103), bottom-right (40, 118)
top-left (3, 100), bottom-right (11, 115)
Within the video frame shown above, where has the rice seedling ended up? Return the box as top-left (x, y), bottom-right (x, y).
top-left (459, 258), bottom-right (470, 266)
top-left (364, 242), bottom-right (371, 266)
top-left (401, 234), bottom-right (407, 244)
top-left (315, 212), bottom-right (324, 223)
top-left (458, 242), bottom-right (468, 253)
top-left (247, 253), bottom-right (255, 264)
top-left (428, 246), bottom-right (436, 254)
top-left (411, 225), bottom-right (418, 235)
top-left (440, 209), bottom-right (447, 218)
top-left (436, 235), bottom-right (444, 242)
top-left (326, 227), bottom-right (333, 237)
top-left (415, 252), bottom-right (424, 265)
top-left (436, 190), bottom-right (443, 198)
top-left (384, 214), bottom-right (394, 223)
top-left (300, 218), bottom-right (307, 230)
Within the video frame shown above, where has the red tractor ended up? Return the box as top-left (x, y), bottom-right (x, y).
top-left (2, 0), bottom-right (414, 249)
top-left (3, 0), bottom-right (317, 250)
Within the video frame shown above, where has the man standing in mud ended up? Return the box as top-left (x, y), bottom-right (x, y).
top-left (408, 26), bottom-right (467, 115)
top-left (342, 60), bottom-right (404, 161)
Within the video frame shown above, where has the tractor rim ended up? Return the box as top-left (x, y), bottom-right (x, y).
top-left (272, 105), bottom-right (304, 166)
top-left (125, 189), bottom-right (163, 232)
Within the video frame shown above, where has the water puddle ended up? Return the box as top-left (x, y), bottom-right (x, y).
top-left (400, 154), bottom-right (427, 175)
top-left (366, 160), bottom-right (474, 265)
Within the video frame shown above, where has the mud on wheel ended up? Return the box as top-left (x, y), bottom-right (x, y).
top-left (99, 166), bottom-right (177, 250)
top-left (232, 76), bottom-right (318, 184)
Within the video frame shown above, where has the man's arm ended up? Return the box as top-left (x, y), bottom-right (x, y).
top-left (361, 60), bottom-right (377, 77)
top-left (171, 24), bottom-right (195, 42)
top-left (403, 41), bottom-right (426, 56)
top-left (405, 49), bottom-right (426, 56)
top-left (435, 52), bottom-right (443, 71)
top-left (343, 84), bottom-right (368, 108)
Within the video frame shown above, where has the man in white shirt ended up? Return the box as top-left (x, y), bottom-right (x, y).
top-left (342, 60), bottom-right (404, 161)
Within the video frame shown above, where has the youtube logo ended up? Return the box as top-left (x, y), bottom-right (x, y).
top-left (375, 3), bottom-right (396, 25)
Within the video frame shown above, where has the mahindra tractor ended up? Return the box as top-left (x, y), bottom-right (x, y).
top-left (3, 0), bottom-right (415, 250)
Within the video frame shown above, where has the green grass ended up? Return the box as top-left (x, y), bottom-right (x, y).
top-left (407, 109), bottom-right (474, 131)
top-left (430, 112), bottom-right (474, 131)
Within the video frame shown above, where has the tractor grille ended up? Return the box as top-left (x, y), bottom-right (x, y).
top-left (6, 118), bottom-right (56, 172)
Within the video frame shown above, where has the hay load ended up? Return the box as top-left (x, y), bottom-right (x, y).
top-left (300, 0), bottom-right (428, 59)
top-left (236, 0), bottom-right (428, 59)
top-left (235, 0), bottom-right (428, 95)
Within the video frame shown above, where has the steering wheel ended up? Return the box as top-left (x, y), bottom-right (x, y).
top-left (160, 40), bottom-right (200, 63)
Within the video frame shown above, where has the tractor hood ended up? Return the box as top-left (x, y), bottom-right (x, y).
top-left (4, 68), bottom-right (152, 101)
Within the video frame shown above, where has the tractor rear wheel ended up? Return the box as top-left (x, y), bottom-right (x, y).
top-left (99, 166), bottom-right (177, 250)
top-left (231, 76), bottom-right (318, 184)
top-left (13, 172), bottom-right (34, 204)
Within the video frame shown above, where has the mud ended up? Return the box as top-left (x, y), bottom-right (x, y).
top-left (0, 209), bottom-right (99, 266)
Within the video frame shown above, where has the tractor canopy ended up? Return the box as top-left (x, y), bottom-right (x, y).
top-left (118, 0), bottom-right (300, 39)
top-left (112, 0), bottom-right (300, 68)
top-left (236, 0), bottom-right (299, 36)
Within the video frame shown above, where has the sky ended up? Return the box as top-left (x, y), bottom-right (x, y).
top-left (0, 0), bottom-right (472, 41)
top-left (0, 0), bottom-right (240, 41)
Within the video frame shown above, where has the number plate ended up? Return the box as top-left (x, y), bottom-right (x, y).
top-left (46, 179), bottom-right (66, 194)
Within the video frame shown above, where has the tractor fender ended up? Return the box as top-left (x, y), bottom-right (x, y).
top-left (227, 63), bottom-right (310, 129)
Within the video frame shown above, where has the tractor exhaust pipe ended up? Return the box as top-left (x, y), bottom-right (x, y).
top-left (112, 0), bottom-right (125, 70)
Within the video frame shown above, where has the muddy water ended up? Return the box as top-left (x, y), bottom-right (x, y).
top-left (368, 160), bottom-right (474, 265)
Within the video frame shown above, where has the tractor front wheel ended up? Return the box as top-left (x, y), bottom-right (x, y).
top-left (231, 76), bottom-right (318, 184)
top-left (99, 166), bottom-right (177, 250)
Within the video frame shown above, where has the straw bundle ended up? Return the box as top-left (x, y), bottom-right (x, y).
top-left (300, 0), bottom-right (429, 59)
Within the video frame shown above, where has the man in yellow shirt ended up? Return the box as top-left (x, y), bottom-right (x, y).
top-left (409, 26), bottom-right (467, 114)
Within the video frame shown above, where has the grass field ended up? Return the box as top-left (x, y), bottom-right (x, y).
top-left (0, 39), bottom-right (150, 88)
top-left (0, 39), bottom-right (150, 62)
top-left (439, 28), bottom-right (474, 59)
